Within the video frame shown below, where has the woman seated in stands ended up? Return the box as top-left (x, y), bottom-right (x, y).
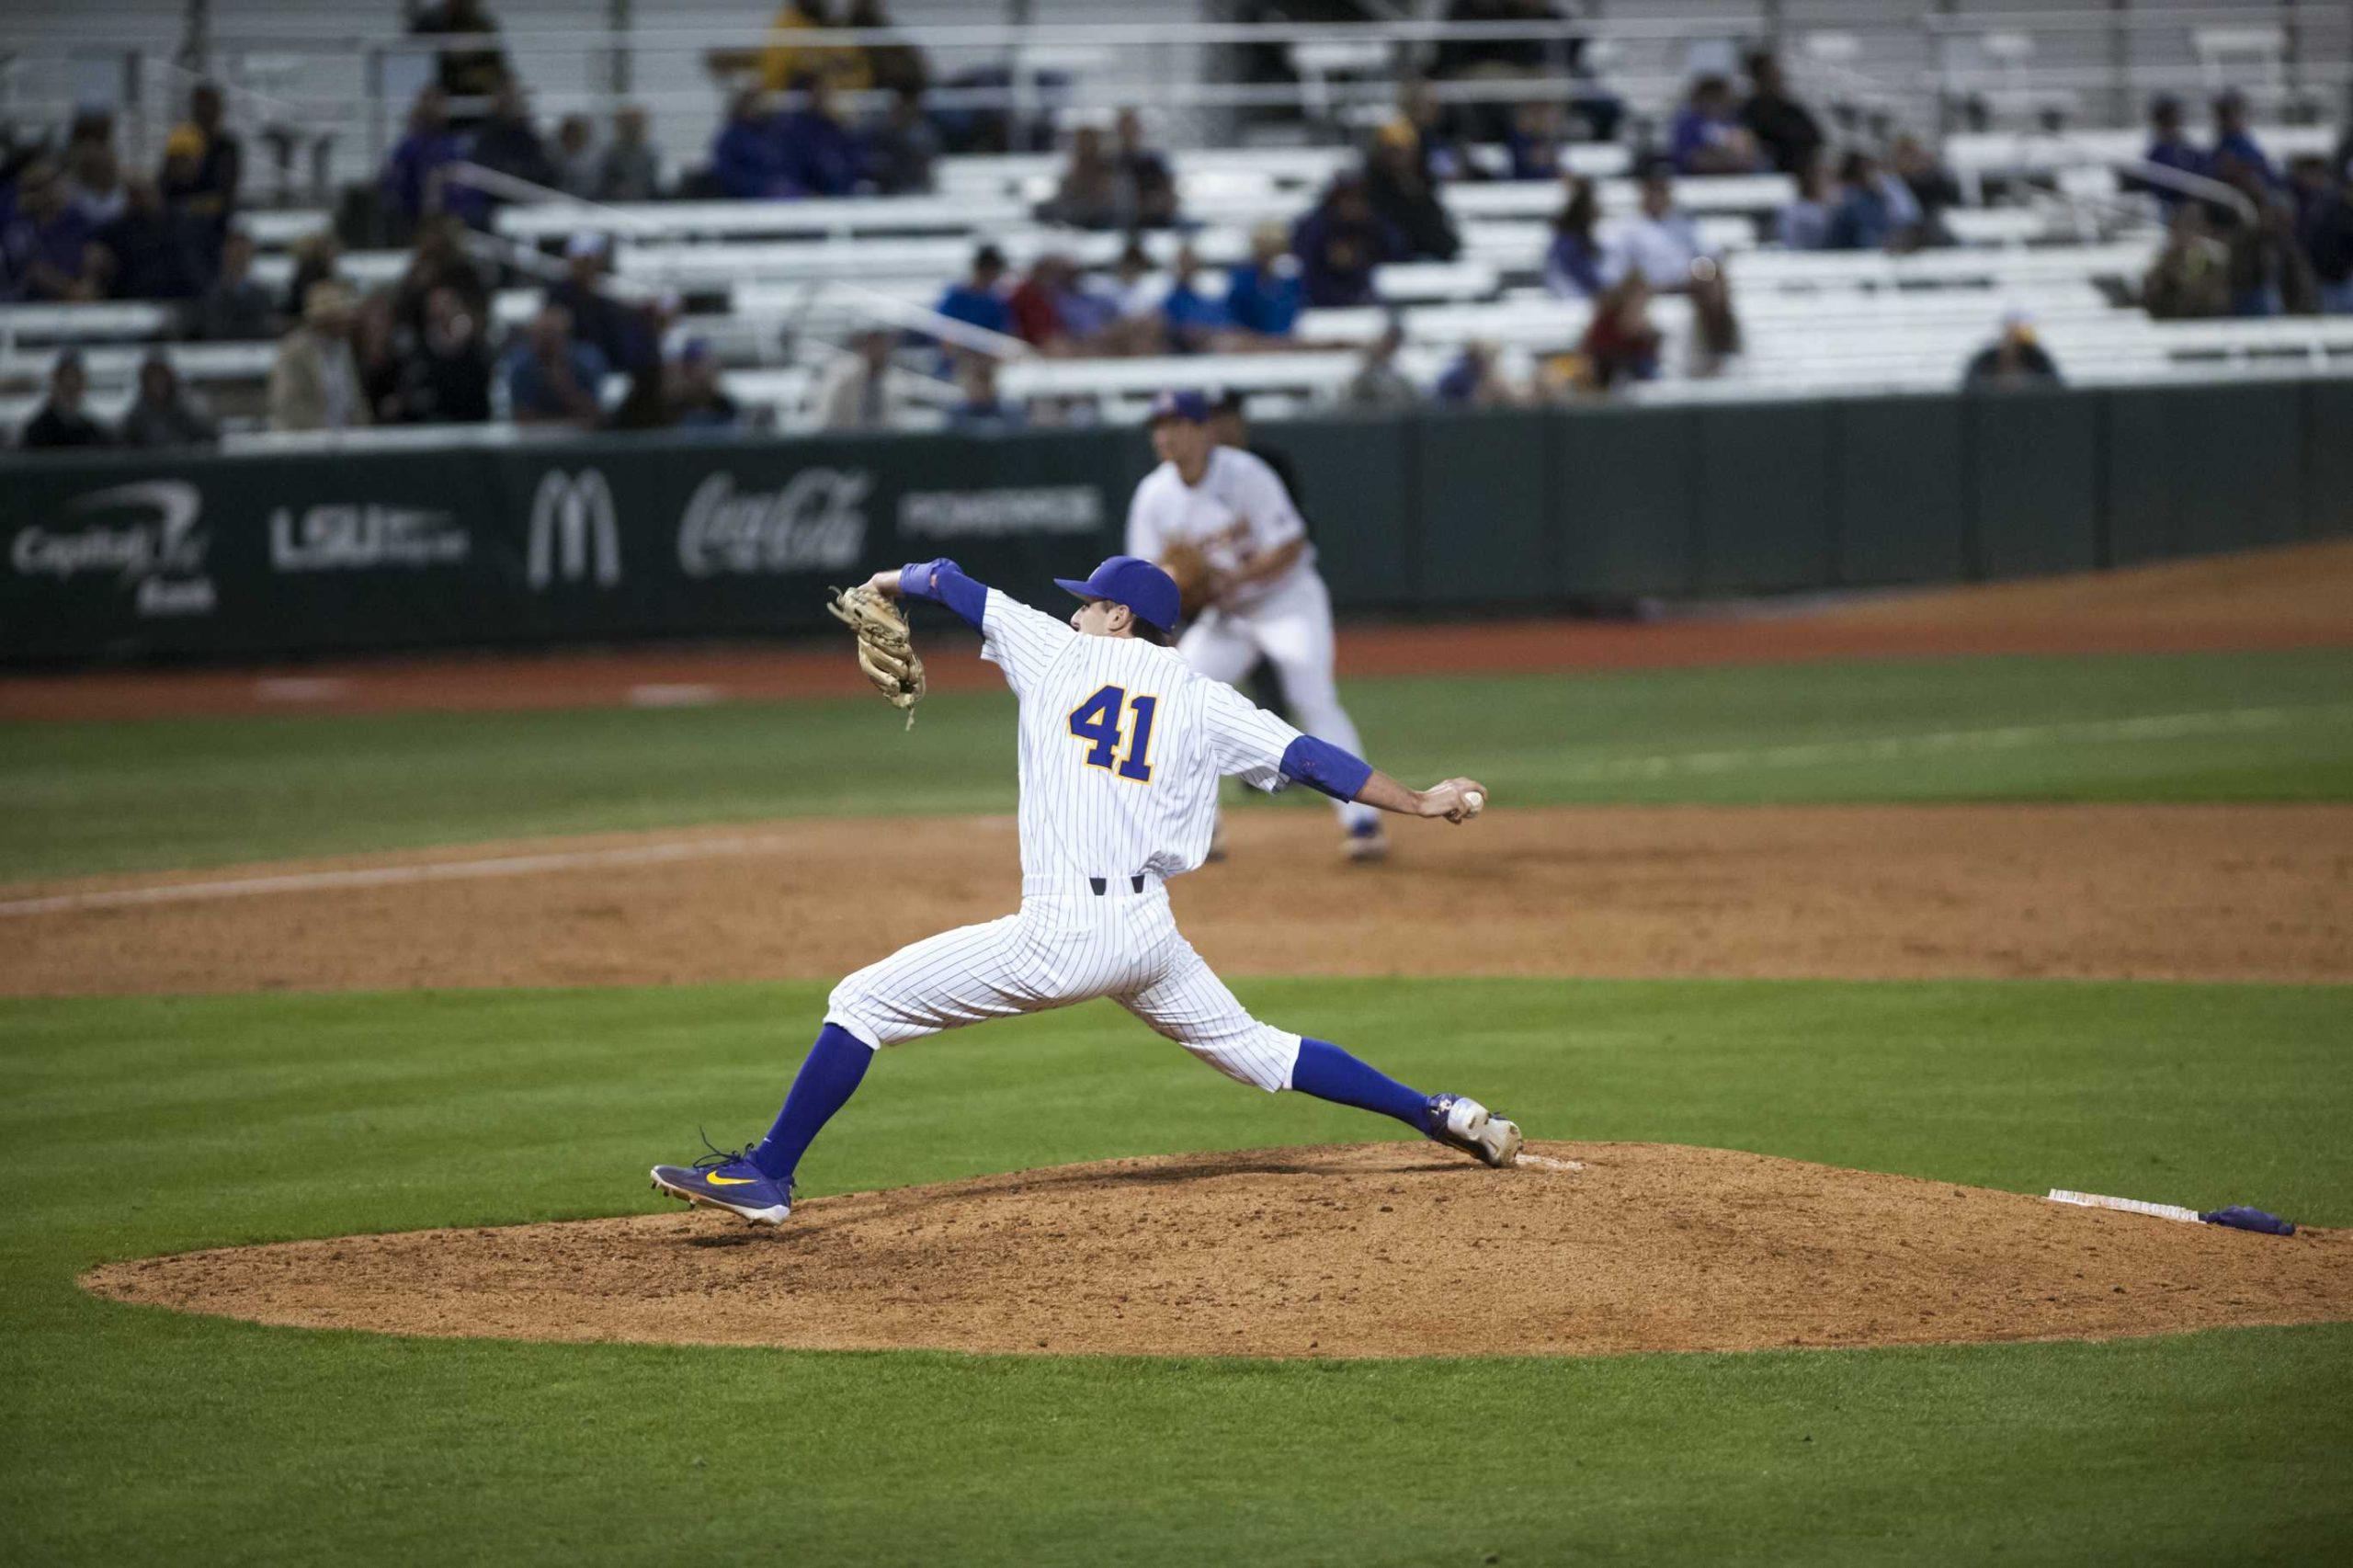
top-left (1292, 174), bottom-right (1407, 309)
top-left (1223, 222), bottom-right (1304, 338)
top-left (1543, 175), bottom-right (1606, 297)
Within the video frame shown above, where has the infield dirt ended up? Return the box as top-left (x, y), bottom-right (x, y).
top-left (86, 1142), bottom-right (2353, 1358)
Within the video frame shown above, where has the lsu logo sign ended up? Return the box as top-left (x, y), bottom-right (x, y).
top-left (527, 469), bottom-right (622, 589)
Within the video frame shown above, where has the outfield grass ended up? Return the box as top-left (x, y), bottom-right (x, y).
top-left (5, 648), bottom-right (2349, 881)
top-left (4, 977), bottom-right (2349, 1564)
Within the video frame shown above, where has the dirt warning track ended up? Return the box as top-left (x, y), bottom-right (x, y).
top-left (85, 1142), bottom-right (2353, 1359)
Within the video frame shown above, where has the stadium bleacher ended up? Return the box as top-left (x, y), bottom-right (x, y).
top-left (3, 3), bottom-right (2348, 447)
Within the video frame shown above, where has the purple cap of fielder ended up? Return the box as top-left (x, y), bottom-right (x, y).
top-left (1147, 389), bottom-right (1211, 425)
top-left (1054, 554), bottom-right (1182, 635)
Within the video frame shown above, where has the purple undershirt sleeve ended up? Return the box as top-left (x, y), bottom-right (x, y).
top-left (1279, 734), bottom-right (1375, 803)
top-left (898, 558), bottom-right (987, 632)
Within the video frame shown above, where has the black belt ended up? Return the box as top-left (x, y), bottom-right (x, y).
top-left (1088, 875), bottom-right (1148, 896)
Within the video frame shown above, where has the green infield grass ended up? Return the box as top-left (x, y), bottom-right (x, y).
top-left (5, 647), bottom-right (2351, 882)
top-left (3, 976), bottom-right (2349, 1564)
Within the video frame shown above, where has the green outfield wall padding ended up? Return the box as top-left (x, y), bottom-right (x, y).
top-left (1552, 403), bottom-right (1699, 597)
top-left (1969, 390), bottom-right (2102, 578)
top-left (1695, 402), bottom-right (1835, 592)
top-left (1830, 396), bottom-right (1971, 586)
top-left (4, 378), bottom-right (2343, 664)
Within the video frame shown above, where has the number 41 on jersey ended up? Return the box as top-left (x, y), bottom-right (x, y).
top-left (1067, 685), bottom-right (1159, 782)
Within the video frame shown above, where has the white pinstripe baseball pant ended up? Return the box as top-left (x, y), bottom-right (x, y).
top-left (824, 876), bottom-right (1302, 1092)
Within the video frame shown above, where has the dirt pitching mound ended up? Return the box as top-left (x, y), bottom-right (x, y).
top-left (85, 1143), bottom-right (2350, 1359)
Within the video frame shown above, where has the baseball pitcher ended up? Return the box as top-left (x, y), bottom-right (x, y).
top-left (651, 554), bottom-right (1518, 1226)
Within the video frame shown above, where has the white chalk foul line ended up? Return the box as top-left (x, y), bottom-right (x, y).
top-left (0, 814), bottom-right (1021, 918)
top-left (0, 835), bottom-right (801, 918)
top-left (1552, 703), bottom-right (2353, 781)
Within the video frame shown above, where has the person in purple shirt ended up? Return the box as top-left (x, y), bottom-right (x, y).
top-left (1223, 222), bottom-right (1303, 336)
top-left (710, 88), bottom-right (797, 199)
top-left (1668, 74), bottom-right (1765, 176)
top-left (381, 87), bottom-right (466, 227)
top-left (2210, 91), bottom-right (2279, 188)
top-left (778, 74), bottom-right (865, 198)
top-left (1291, 174), bottom-right (1406, 309)
top-left (1, 161), bottom-right (99, 301)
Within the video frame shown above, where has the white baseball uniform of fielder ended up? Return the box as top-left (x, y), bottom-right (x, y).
top-left (1124, 445), bottom-right (1381, 834)
top-left (824, 586), bottom-right (1312, 1092)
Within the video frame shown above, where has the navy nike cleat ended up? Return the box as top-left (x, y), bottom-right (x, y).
top-left (1424, 1094), bottom-right (1522, 1167)
top-left (651, 1142), bottom-right (793, 1226)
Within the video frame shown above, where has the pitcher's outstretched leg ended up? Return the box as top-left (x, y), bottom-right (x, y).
top-left (650, 1023), bottom-right (872, 1225)
top-left (1290, 1038), bottom-right (1523, 1168)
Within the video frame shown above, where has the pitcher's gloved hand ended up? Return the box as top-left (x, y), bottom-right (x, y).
top-left (825, 583), bottom-right (926, 729)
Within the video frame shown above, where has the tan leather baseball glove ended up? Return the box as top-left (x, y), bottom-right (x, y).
top-left (825, 584), bottom-right (926, 729)
top-left (1160, 541), bottom-right (1218, 619)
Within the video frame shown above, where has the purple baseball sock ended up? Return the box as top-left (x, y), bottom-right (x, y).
top-left (1290, 1038), bottom-right (1430, 1131)
top-left (749, 1023), bottom-right (873, 1180)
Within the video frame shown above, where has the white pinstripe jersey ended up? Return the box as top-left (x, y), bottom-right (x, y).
top-left (982, 587), bottom-right (1302, 881)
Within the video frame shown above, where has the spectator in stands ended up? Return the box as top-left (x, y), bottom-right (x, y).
top-left (1036, 124), bottom-right (1120, 229)
top-left (1293, 174), bottom-right (1406, 308)
top-left (1111, 108), bottom-right (1181, 230)
top-left (552, 116), bottom-right (601, 199)
top-left (759, 1), bottom-right (870, 97)
top-left (94, 176), bottom-right (204, 301)
top-left (160, 82), bottom-right (242, 251)
top-left (597, 107), bottom-right (663, 201)
top-left (1223, 222), bottom-right (1304, 337)
top-left (1434, 0), bottom-right (1617, 142)
top-left (1504, 101), bottom-right (1567, 182)
top-left (1608, 165), bottom-right (1707, 291)
top-left (1738, 54), bottom-right (1822, 177)
top-left (948, 352), bottom-right (1022, 430)
top-left (1890, 136), bottom-right (1960, 246)
top-left (382, 87), bottom-right (465, 232)
top-left (1961, 313), bottom-right (2063, 391)
top-left (1543, 174), bottom-right (1605, 298)
top-left (354, 291), bottom-right (407, 426)
top-left (2289, 155), bottom-right (2353, 313)
top-left (17, 350), bottom-right (110, 449)
top-left (269, 281), bottom-right (367, 432)
top-left (469, 78), bottom-right (560, 198)
top-left (117, 351), bottom-right (219, 447)
top-left (779, 74), bottom-right (866, 198)
top-left (935, 243), bottom-right (1012, 337)
top-left (1385, 80), bottom-right (1472, 185)
top-left (1681, 261), bottom-right (1743, 379)
top-left (192, 229), bottom-right (280, 339)
top-left (2142, 202), bottom-right (2231, 319)
top-left (549, 232), bottom-right (655, 373)
top-left (279, 229), bottom-right (344, 319)
top-left (502, 302), bottom-right (608, 426)
top-left (712, 89), bottom-right (797, 199)
top-left (2223, 194), bottom-right (2319, 317)
top-left (813, 325), bottom-right (915, 430)
top-left (1366, 125), bottom-right (1462, 262)
top-left (1669, 75), bottom-right (1764, 176)
top-left (1160, 244), bottom-right (1230, 354)
top-left (1826, 151), bottom-right (1899, 252)
top-left (1775, 156), bottom-right (1835, 249)
top-left (391, 283), bottom-right (494, 424)
top-left (64, 131), bottom-right (126, 226)
top-left (413, 0), bottom-right (511, 130)
top-left (1435, 340), bottom-right (1516, 406)
top-left (0, 159), bottom-right (102, 301)
top-left (1578, 274), bottom-right (1661, 391)
top-left (606, 358), bottom-right (676, 432)
top-left (865, 89), bottom-right (938, 196)
top-left (671, 339), bottom-right (744, 431)
top-left (851, 0), bottom-right (929, 99)
top-left (1341, 319), bottom-right (1419, 409)
top-left (2141, 95), bottom-right (2208, 204)
top-left (1009, 253), bottom-right (1117, 354)
top-left (2210, 91), bottom-right (2278, 188)
top-left (392, 213), bottom-right (489, 340)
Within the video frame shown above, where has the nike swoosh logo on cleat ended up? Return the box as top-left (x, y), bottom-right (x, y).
top-left (704, 1172), bottom-right (758, 1187)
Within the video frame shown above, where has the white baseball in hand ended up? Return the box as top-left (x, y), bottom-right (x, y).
top-left (1461, 790), bottom-right (1485, 817)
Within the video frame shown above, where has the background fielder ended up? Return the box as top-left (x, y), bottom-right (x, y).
top-left (653, 553), bottom-right (1518, 1225)
top-left (1125, 390), bottom-right (1389, 860)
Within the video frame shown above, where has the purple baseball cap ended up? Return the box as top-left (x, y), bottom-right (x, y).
top-left (1147, 389), bottom-right (1211, 425)
top-left (1053, 555), bottom-right (1181, 634)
